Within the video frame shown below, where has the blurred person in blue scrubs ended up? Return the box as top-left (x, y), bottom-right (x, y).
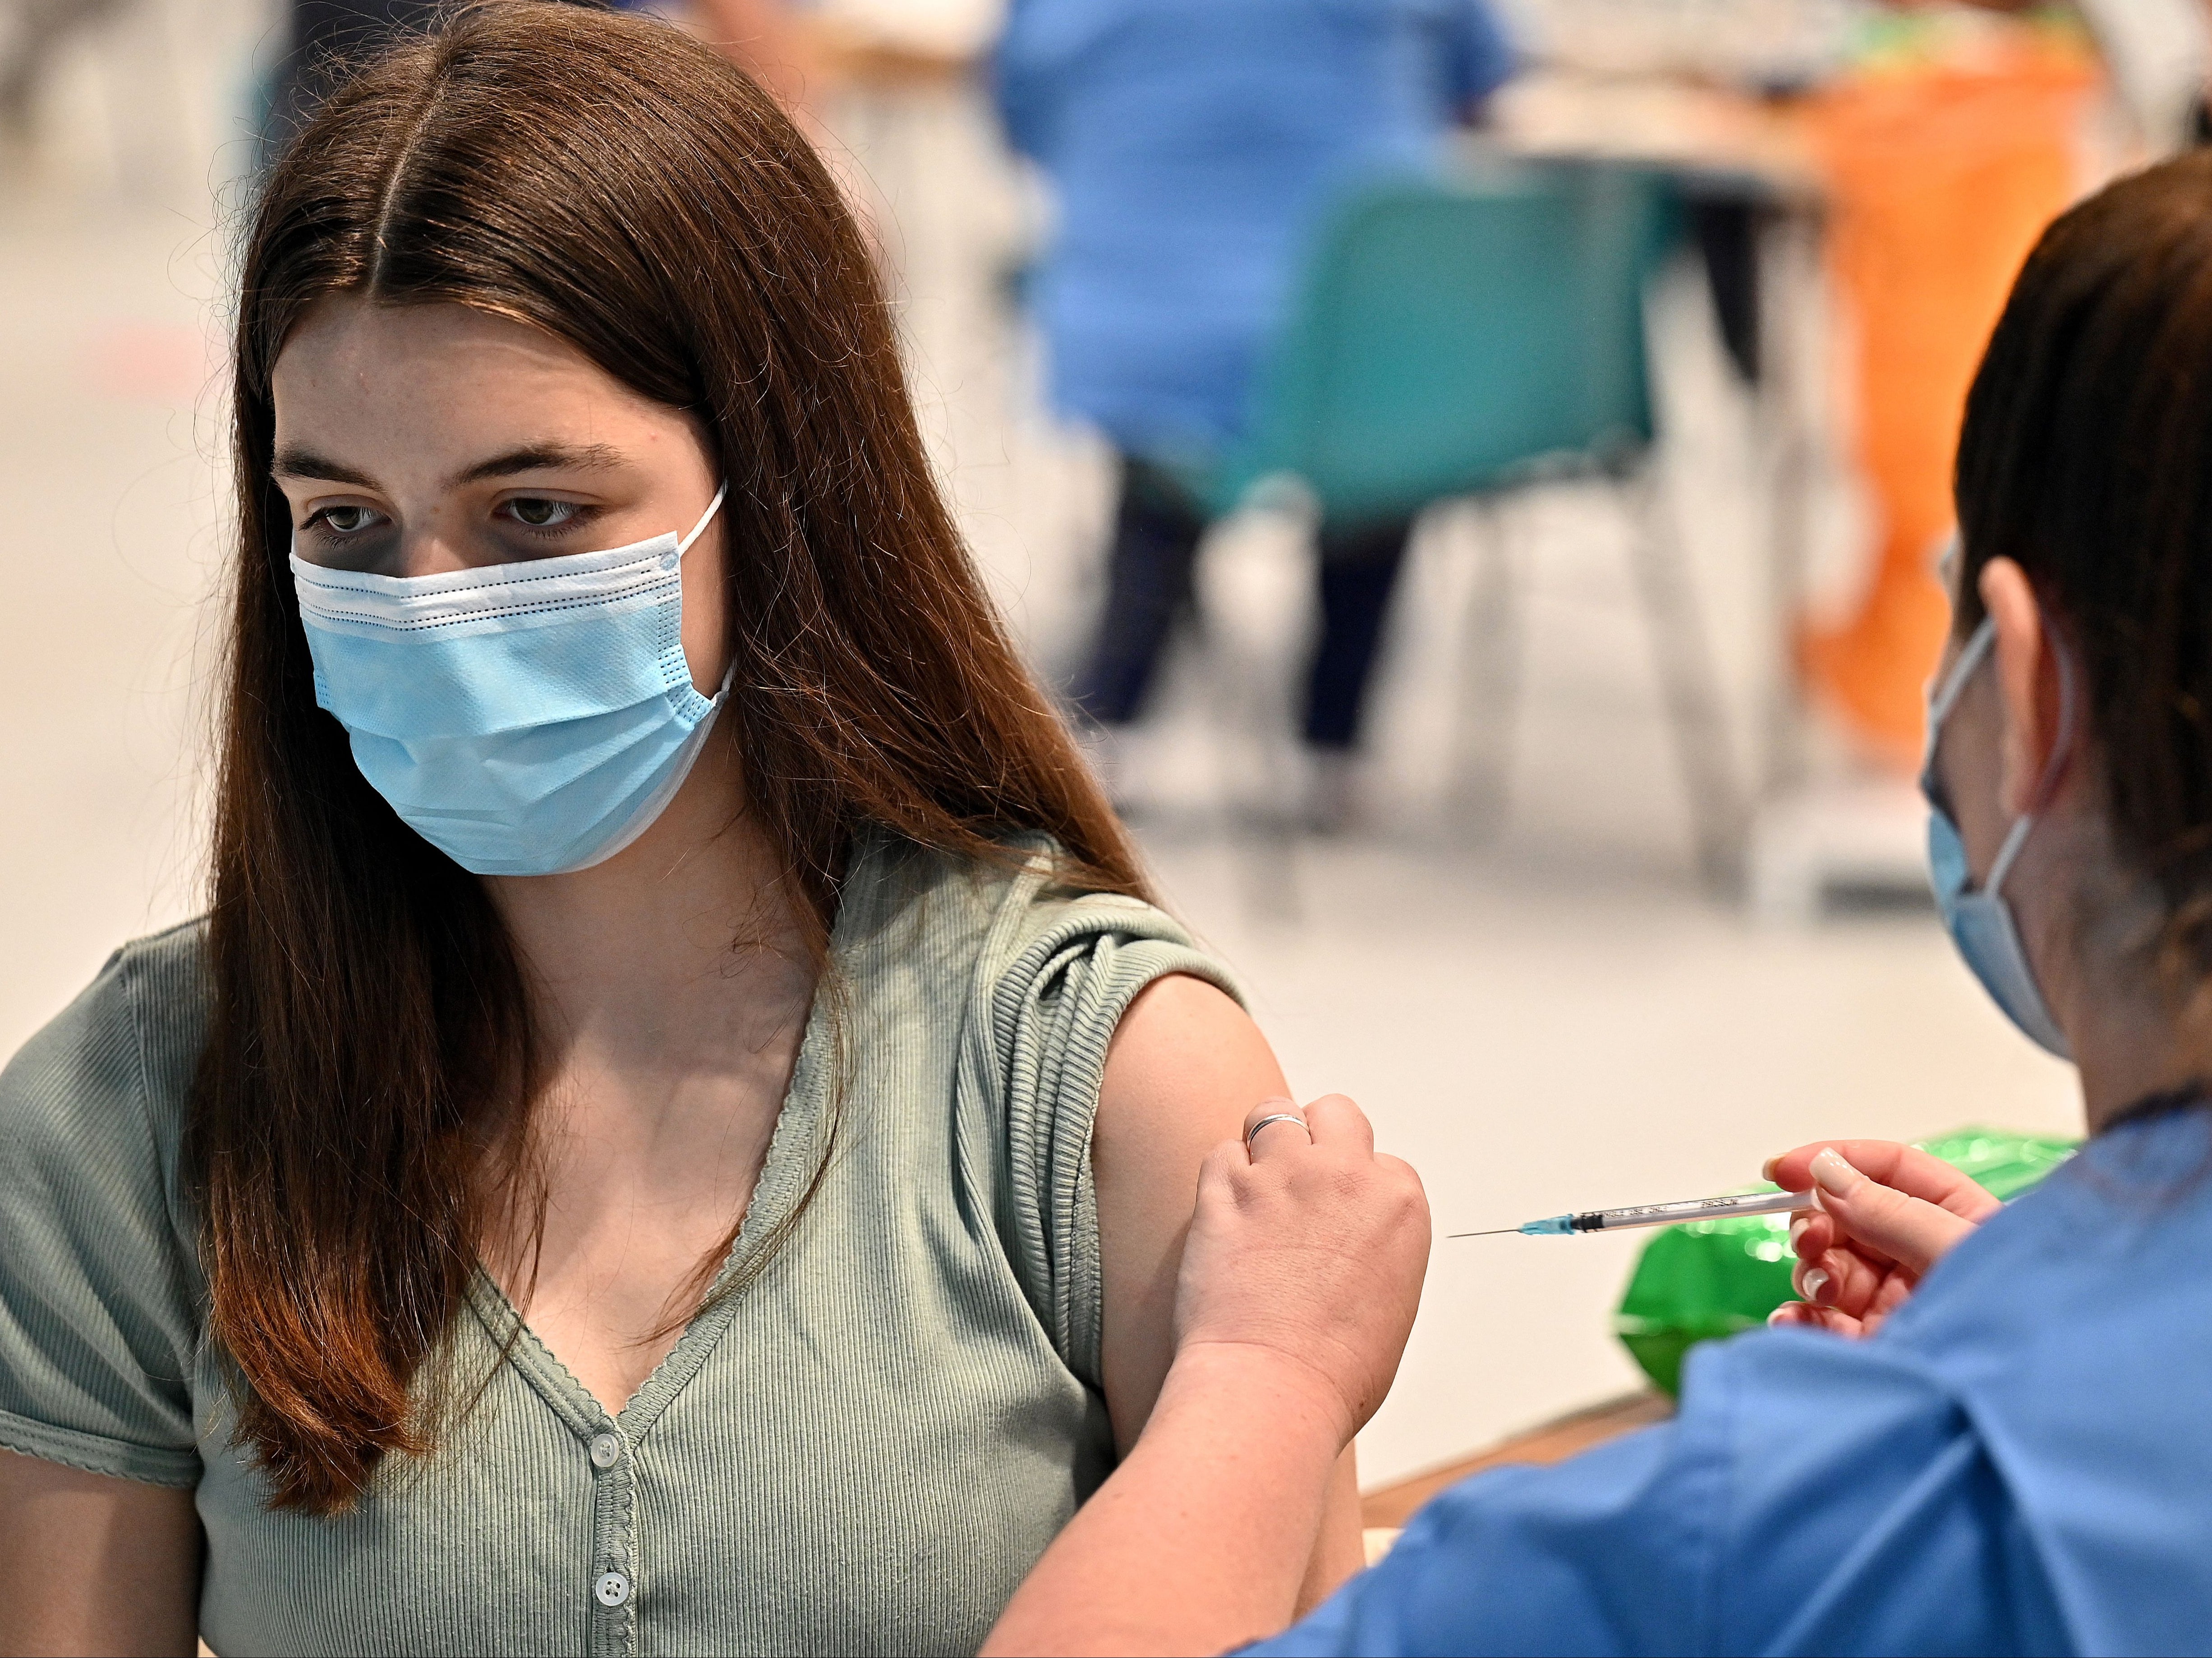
top-left (995, 0), bottom-right (1516, 829)
top-left (982, 148), bottom-right (2212, 1657)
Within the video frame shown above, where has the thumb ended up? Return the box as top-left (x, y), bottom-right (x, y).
top-left (1809, 1147), bottom-right (1982, 1276)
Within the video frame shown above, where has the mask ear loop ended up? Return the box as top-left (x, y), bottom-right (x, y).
top-left (677, 483), bottom-right (729, 557)
top-left (672, 482), bottom-right (738, 699)
top-left (1984, 613), bottom-right (2079, 900)
top-left (1921, 617), bottom-right (1997, 821)
top-left (1926, 618), bottom-right (1998, 757)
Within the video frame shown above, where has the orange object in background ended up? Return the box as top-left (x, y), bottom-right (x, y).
top-left (1799, 44), bottom-right (2096, 769)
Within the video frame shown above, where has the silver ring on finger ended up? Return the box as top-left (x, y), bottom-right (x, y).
top-left (1245, 1112), bottom-right (1311, 1147)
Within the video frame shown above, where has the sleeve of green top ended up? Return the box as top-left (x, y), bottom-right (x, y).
top-left (0, 936), bottom-right (204, 1487)
top-left (984, 882), bottom-right (1243, 1396)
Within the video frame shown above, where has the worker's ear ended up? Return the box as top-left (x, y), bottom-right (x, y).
top-left (1978, 558), bottom-right (2066, 817)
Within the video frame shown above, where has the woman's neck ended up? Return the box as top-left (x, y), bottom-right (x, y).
top-left (2047, 838), bottom-right (2212, 1134)
top-left (475, 739), bottom-right (820, 1406)
top-left (483, 739), bottom-right (817, 1089)
top-left (2070, 992), bottom-right (2208, 1133)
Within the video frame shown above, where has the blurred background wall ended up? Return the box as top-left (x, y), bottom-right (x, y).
top-left (0, 0), bottom-right (2163, 1491)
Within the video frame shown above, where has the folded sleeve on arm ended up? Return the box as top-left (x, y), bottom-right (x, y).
top-left (975, 876), bottom-right (1240, 1393)
top-left (0, 944), bottom-right (204, 1488)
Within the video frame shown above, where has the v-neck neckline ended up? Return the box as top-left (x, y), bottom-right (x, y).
top-left (465, 901), bottom-right (846, 1444)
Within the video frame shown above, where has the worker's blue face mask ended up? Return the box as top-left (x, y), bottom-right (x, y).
top-left (290, 485), bottom-right (731, 877)
top-left (1921, 614), bottom-right (2073, 1060)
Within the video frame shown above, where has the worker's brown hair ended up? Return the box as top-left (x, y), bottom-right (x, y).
top-left (194, 0), bottom-right (1141, 1514)
top-left (1954, 152), bottom-right (2212, 988)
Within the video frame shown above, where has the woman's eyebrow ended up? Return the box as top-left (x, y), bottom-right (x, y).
top-left (271, 445), bottom-right (376, 487)
top-left (451, 442), bottom-right (626, 486)
top-left (270, 441), bottom-right (628, 490)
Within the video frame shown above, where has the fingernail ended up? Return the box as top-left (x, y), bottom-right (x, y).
top-left (1801, 1267), bottom-right (1830, 1303)
top-left (1809, 1148), bottom-right (1860, 1199)
top-left (1760, 1156), bottom-right (1780, 1183)
top-left (1766, 1304), bottom-right (1797, 1326)
top-left (1789, 1215), bottom-right (1811, 1248)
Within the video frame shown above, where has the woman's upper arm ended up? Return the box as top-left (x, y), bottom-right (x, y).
top-left (0, 1450), bottom-right (199, 1656)
top-left (0, 939), bottom-right (207, 1655)
top-left (1090, 976), bottom-right (1367, 1604)
top-left (0, 944), bottom-right (203, 1481)
top-left (1091, 972), bottom-right (1287, 1447)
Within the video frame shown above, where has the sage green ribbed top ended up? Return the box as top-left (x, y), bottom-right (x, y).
top-left (0, 835), bottom-right (1236, 1657)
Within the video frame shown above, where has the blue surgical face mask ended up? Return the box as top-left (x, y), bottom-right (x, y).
top-left (291, 485), bottom-right (731, 877)
top-left (1920, 614), bottom-right (2073, 1059)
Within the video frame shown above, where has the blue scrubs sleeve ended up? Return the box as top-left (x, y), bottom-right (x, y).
top-left (1246, 1423), bottom-right (1715, 1657)
top-left (992, 0), bottom-right (1058, 162)
top-left (1443, 0), bottom-right (1518, 108)
top-left (1244, 1324), bottom-right (2080, 1657)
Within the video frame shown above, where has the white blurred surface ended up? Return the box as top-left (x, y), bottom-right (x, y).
top-left (0, 193), bottom-right (230, 1055)
top-left (0, 19), bottom-right (2086, 1497)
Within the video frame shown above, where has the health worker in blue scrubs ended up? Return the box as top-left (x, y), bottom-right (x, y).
top-left (983, 148), bottom-right (2212, 1658)
top-left (994, 0), bottom-right (1516, 826)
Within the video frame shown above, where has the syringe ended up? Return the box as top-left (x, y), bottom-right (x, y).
top-left (1450, 1188), bottom-right (1815, 1238)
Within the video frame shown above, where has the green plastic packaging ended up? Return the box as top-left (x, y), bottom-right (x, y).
top-left (1613, 1128), bottom-right (2079, 1396)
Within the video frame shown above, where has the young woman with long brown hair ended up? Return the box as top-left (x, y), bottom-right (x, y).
top-left (0, 7), bottom-right (1362, 1651)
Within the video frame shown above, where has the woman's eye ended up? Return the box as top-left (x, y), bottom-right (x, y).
top-left (313, 504), bottom-right (384, 535)
top-left (307, 500), bottom-right (389, 533)
top-left (504, 497), bottom-right (579, 530)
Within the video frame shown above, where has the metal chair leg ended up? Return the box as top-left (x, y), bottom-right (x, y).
top-left (1191, 519), bottom-right (1304, 927)
top-left (1621, 466), bottom-right (1746, 891)
top-left (1446, 498), bottom-right (1519, 845)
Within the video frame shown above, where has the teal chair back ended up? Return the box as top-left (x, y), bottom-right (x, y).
top-left (1216, 163), bottom-right (1683, 524)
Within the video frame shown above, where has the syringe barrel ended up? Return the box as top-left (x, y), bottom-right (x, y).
top-left (1576, 1190), bottom-right (1812, 1231)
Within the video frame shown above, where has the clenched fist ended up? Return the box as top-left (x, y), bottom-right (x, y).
top-left (1173, 1095), bottom-right (1431, 1445)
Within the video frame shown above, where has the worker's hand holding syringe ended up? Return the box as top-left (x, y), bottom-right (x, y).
top-left (1764, 1141), bottom-right (2004, 1338)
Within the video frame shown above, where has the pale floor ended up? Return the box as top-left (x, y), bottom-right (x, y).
top-left (0, 46), bottom-right (2080, 1497)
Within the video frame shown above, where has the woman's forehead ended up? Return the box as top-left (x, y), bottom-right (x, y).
top-left (273, 297), bottom-right (597, 394)
top-left (269, 297), bottom-right (693, 474)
